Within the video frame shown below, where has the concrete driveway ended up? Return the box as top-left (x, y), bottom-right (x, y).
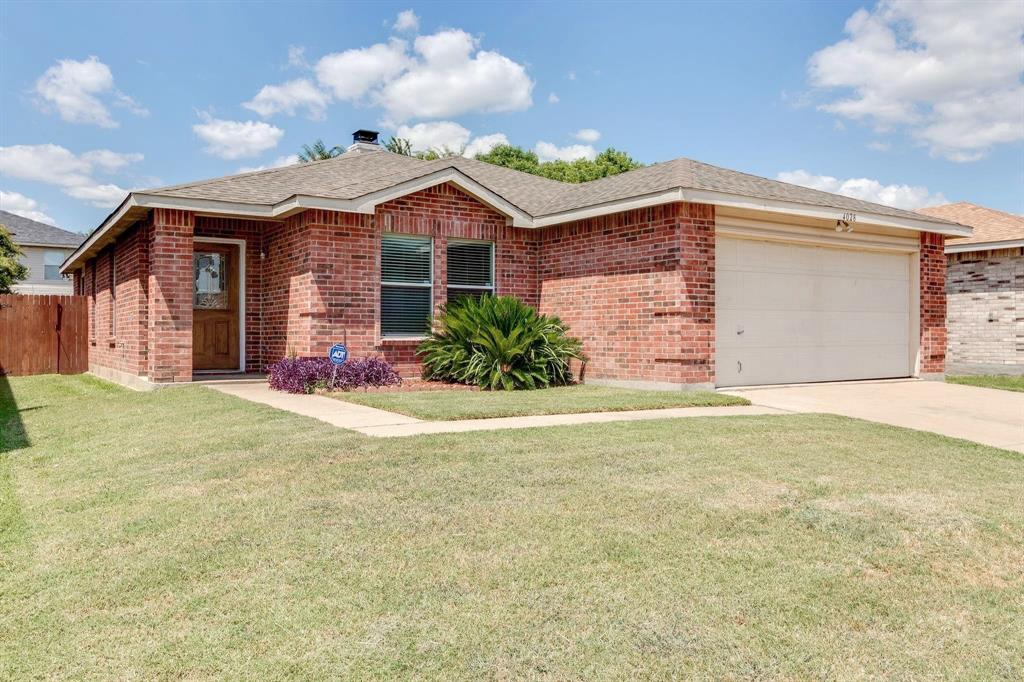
top-left (725, 379), bottom-right (1024, 453)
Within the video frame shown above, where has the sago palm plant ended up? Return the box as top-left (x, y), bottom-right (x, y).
top-left (418, 296), bottom-right (586, 390)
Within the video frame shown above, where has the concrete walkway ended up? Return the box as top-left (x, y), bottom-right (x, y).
top-left (205, 381), bottom-right (786, 437)
top-left (207, 381), bottom-right (423, 429)
top-left (726, 379), bottom-right (1024, 453)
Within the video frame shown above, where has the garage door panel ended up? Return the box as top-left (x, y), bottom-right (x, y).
top-left (719, 270), bottom-right (909, 313)
top-left (716, 344), bottom-right (911, 386)
top-left (715, 235), bottom-right (912, 387)
top-left (717, 309), bottom-right (910, 349)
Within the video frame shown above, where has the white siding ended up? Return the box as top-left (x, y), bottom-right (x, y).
top-left (12, 245), bottom-right (75, 294)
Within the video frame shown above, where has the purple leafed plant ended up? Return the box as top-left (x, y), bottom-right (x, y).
top-left (267, 356), bottom-right (402, 394)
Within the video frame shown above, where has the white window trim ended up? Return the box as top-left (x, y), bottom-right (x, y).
top-left (193, 237), bottom-right (246, 373)
top-left (446, 238), bottom-right (496, 296)
top-left (380, 233), bottom-right (434, 340)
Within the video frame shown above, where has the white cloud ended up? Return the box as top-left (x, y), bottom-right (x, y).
top-left (776, 169), bottom-right (947, 210)
top-left (315, 39), bottom-right (410, 101)
top-left (567, 71), bottom-right (576, 81)
top-left (464, 133), bottom-right (508, 157)
top-left (808, 0), bottom-right (1024, 161)
top-left (394, 121), bottom-right (508, 157)
top-left (548, 92), bottom-right (559, 104)
top-left (0, 190), bottom-right (55, 224)
top-left (237, 154), bottom-right (300, 173)
top-left (34, 56), bottom-right (147, 127)
top-left (868, 140), bottom-right (890, 152)
top-left (375, 29), bottom-right (533, 122)
top-left (243, 79), bottom-right (329, 119)
top-left (80, 149), bottom-right (144, 172)
top-left (573, 128), bottom-right (601, 143)
top-left (0, 144), bottom-right (141, 208)
top-left (287, 45), bottom-right (308, 69)
top-left (64, 183), bottom-right (131, 207)
top-left (534, 141), bottom-right (597, 162)
top-left (263, 29), bottom-right (533, 124)
top-left (193, 114), bottom-right (284, 159)
top-left (396, 121), bottom-right (470, 152)
top-left (393, 9), bottom-right (419, 32)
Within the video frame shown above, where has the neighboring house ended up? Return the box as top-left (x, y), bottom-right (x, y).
top-left (918, 202), bottom-right (1023, 375)
top-left (0, 209), bottom-right (83, 294)
top-left (61, 130), bottom-right (968, 390)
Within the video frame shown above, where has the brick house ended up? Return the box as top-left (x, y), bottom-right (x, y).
top-left (61, 131), bottom-right (969, 390)
top-left (918, 202), bottom-right (1023, 375)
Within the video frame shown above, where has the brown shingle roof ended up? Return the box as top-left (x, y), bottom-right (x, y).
top-left (146, 147), bottom-right (961, 227)
top-left (917, 202), bottom-right (1024, 247)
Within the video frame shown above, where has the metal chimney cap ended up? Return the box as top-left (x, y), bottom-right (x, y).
top-left (352, 129), bottom-right (380, 144)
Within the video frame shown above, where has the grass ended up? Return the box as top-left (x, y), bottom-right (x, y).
top-left (2, 374), bottom-right (1022, 679)
top-left (947, 374), bottom-right (1024, 393)
top-left (332, 383), bottom-right (749, 420)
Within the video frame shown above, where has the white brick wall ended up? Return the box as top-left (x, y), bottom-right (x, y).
top-left (946, 247), bottom-right (1023, 371)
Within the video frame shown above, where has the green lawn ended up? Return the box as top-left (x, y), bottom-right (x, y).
top-left (2, 375), bottom-right (1022, 679)
top-left (947, 374), bottom-right (1024, 393)
top-left (332, 383), bottom-right (749, 420)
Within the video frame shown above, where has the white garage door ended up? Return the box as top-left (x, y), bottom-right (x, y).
top-left (716, 236), bottom-right (912, 387)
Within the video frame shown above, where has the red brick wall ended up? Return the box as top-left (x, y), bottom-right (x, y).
top-left (369, 183), bottom-right (540, 373)
top-left (919, 231), bottom-right (946, 374)
top-left (86, 222), bottom-right (150, 376)
top-left (256, 183), bottom-right (538, 377)
top-left (146, 209), bottom-right (194, 382)
top-left (538, 202), bottom-right (716, 386)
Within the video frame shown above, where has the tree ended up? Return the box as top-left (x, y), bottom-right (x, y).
top-left (297, 139), bottom-right (344, 163)
top-left (0, 224), bottom-right (29, 294)
top-left (474, 145), bottom-right (643, 183)
top-left (385, 136), bottom-right (463, 160)
top-left (384, 136), bottom-right (414, 156)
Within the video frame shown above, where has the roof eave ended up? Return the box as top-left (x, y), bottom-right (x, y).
top-left (532, 187), bottom-right (973, 236)
top-left (945, 238), bottom-right (1024, 254)
top-left (61, 168), bottom-right (535, 273)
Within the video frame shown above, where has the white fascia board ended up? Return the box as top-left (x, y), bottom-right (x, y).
top-left (60, 195), bottom-right (137, 273)
top-left (533, 187), bottom-right (972, 236)
top-left (945, 238), bottom-right (1024, 254)
top-left (531, 189), bottom-right (685, 227)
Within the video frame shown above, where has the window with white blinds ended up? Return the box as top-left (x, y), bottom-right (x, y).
top-left (381, 233), bottom-right (433, 337)
top-left (447, 240), bottom-right (494, 304)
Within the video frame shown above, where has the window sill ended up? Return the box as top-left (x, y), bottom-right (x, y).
top-left (378, 336), bottom-right (427, 344)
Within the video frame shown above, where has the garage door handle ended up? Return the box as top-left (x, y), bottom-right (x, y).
top-left (737, 361), bottom-right (742, 374)
top-left (736, 325), bottom-right (744, 335)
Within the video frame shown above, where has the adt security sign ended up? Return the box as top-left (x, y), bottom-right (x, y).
top-left (328, 343), bottom-right (349, 366)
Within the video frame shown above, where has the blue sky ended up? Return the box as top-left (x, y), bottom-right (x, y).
top-left (1, 0), bottom-right (1021, 233)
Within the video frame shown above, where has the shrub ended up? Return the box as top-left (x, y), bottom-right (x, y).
top-left (267, 356), bottom-right (401, 394)
top-left (418, 295), bottom-right (586, 390)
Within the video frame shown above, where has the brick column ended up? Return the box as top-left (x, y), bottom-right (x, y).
top-left (919, 231), bottom-right (946, 377)
top-left (147, 208), bottom-right (194, 382)
top-left (677, 202), bottom-right (716, 387)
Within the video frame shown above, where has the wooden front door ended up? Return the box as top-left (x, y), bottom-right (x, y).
top-left (192, 243), bottom-right (240, 371)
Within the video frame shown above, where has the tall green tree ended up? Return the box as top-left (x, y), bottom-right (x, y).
top-left (0, 225), bottom-right (29, 294)
top-left (297, 139), bottom-right (344, 163)
top-left (474, 145), bottom-right (643, 183)
top-left (366, 136), bottom-right (644, 183)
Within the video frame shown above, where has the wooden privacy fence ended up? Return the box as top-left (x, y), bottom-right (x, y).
top-left (0, 295), bottom-right (88, 376)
